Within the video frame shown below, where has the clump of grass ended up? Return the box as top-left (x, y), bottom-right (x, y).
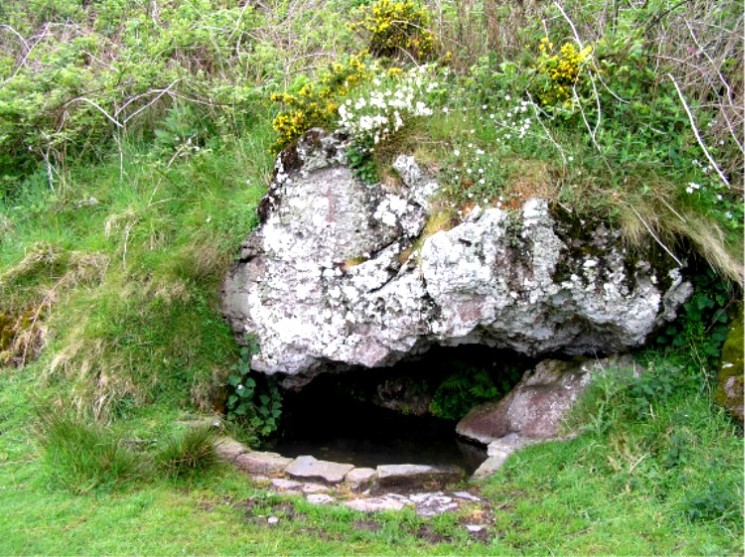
top-left (36, 409), bottom-right (142, 494)
top-left (153, 426), bottom-right (218, 480)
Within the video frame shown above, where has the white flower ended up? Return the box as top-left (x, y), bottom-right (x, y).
top-left (442, 107), bottom-right (449, 114)
top-left (686, 182), bottom-right (701, 194)
top-left (453, 149), bottom-right (460, 157)
top-left (505, 95), bottom-right (511, 101)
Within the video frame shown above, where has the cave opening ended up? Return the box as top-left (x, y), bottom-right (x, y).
top-left (263, 345), bottom-right (536, 474)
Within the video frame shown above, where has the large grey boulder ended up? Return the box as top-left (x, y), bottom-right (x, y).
top-left (222, 129), bottom-right (691, 385)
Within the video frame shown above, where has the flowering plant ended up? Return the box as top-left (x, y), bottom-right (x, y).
top-left (338, 65), bottom-right (438, 151)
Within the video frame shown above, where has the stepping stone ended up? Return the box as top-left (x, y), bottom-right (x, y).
top-left (214, 437), bottom-right (249, 462)
top-left (235, 451), bottom-right (293, 475)
top-left (376, 464), bottom-right (464, 490)
top-left (286, 455), bottom-right (354, 484)
top-left (345, 467), bottom-right (377, 492)
top-left (344, 496), bottom-right (410, 513)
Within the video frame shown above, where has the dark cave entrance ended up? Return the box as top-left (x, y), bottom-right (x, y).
top-left (264, 345), bottom-right (535, 474)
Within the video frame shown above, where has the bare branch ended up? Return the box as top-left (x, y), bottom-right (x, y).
top-left (668, 73), bottom-right (730, 187)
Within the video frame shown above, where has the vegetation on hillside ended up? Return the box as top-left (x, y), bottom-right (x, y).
top-left (0, 1), bottom-right (742, 554)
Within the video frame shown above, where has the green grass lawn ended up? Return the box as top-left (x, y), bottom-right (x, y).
top-left (1, 365), bottom-right (741, 556)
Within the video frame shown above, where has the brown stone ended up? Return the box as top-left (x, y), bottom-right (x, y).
top-left (214, 437), bottom-right (249, 462)
top-left (456, 355), bottom-right (639, 444)
top-left (375, 464), bottom-right (464, 491)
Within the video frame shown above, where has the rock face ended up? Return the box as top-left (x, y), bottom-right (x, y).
top-left (222, 129), bottom-right (691, 385)
top-left (456, 355), bottom-right (639, 445)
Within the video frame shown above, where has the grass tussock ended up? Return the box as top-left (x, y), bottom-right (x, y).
top-left (153, 426), bottom-right (218, 480)
top-left (36, 409), bottom-right (143, 494)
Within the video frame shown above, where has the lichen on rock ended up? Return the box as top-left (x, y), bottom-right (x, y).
top-left (221, 129), bottom-right (692, 386)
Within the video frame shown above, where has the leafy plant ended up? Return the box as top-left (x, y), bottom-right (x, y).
top-left (225, 337), bottom-right (282, 438)
top-left (347, 145), bottom-right (378, 184)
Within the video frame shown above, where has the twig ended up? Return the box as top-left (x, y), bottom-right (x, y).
top-left (525, 93), bottom-right (567, 167)
top-left (668, 73), bottom-right (730, 187)
top-left (121, 79), bottom-right (182, 125)
top-left (63, 97), bottom-right (123, 128)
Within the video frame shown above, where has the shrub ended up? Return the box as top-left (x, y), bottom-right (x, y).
top-left (351, 0), bottom-right (435, 61)
top-left (270, 52), bottom-right (373, 150)
top-left (533, 38), bottom-right (593, 108)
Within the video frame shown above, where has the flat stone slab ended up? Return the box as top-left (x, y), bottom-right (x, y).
top-left (344, 495), bottom-right (410, 513)
top-left (214, 437), bottom-right (249, 462)
top-left (376, 464), bottom-right (465, 491)
top-left (345, 467), bottom-right (377, 492)
top-left (235, 451), bottom-right (293, 475)
top-left (411, 492), bottom-right (459, 517)
top-left (286, 455), bottom-right (354, 484)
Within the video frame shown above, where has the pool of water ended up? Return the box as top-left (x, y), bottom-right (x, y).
top-left (265, 392), bottom-right (487, 475)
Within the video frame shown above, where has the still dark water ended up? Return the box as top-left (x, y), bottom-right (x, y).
top-left (265, 391), bottom-right (487, 474)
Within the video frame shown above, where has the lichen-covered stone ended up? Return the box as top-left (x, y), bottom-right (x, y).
top-left (222, 129), bottom-right (691, 385)
top-left (286, 455), bottom-right (354, 484)
top-left (715, 310), bottom-right (744, 423)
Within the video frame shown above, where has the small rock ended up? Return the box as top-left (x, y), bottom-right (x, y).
top-left (267, 516), bottom-right (279, 525)
top-left (306, 494), bottom-right (335, 505)
top-left (453, 491), bottom-right (481, 502)
top-left (235, 451), bottom-right (293, 475)
top-left (286, 455), bottom-right (354, 484)
top-left (465, 524), bottom-right (485, 533)
top-left (345, 467), bottom-right (377, 492)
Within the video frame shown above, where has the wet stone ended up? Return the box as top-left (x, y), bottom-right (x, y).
top-left (235, 451), bottom-right (293, 475)
top-left (286, 455), bottom-right (354, 484)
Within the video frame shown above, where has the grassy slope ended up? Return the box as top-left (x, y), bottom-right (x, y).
top-left (0, 119), bottom-right (742, 557)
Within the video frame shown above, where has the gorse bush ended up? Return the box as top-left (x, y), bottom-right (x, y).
top-left (533, 38), bottom-right (593, 108)
top-left (270, 53), bottom-right (373, 150)
top-left (351, 0), bottom-right (435, 61)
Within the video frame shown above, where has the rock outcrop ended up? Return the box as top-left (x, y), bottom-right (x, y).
top-left (222, 129), bottom-right (692, 385)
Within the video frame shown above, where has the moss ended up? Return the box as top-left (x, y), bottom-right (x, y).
top-left (715, 308), bottom-right (744, 423)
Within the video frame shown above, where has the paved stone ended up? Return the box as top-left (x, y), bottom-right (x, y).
top-left (344, 496), bottom-right (410, 513)
top-left (306, 494), bottom-right (335, 505)
top-left (376, 464), bottom-right (464, 490)
top-left (235, 451), bottom-right (293, 475)
top-left (286, 455), bottom-right (354, 484)
top-left (345, 467), bottom-right (377, 492)
top-left (214, 437), bottom-right (248, 462)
